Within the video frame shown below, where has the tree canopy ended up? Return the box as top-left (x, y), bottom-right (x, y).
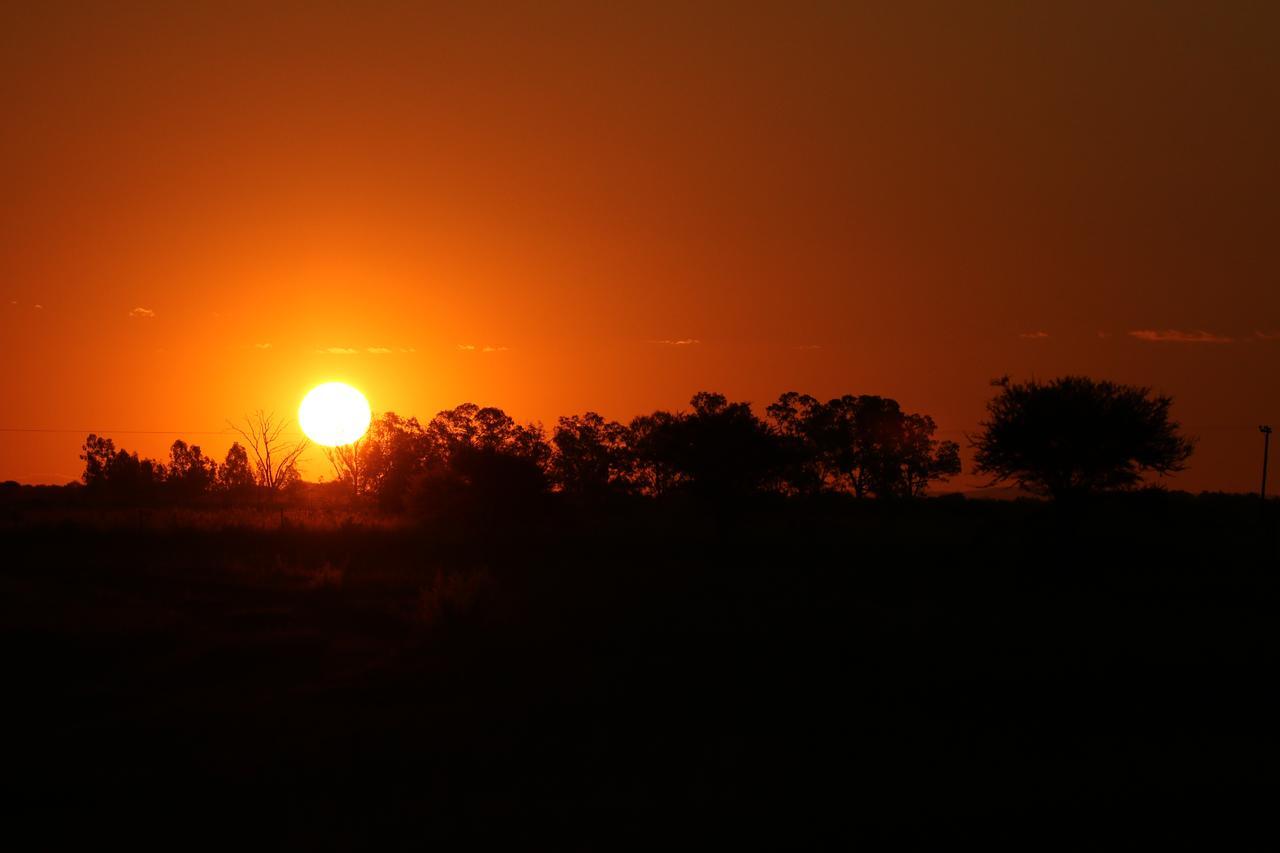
top-left (971, 376), bottom-right (1195, 499)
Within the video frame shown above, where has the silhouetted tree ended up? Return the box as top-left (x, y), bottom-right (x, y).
top-left (106, 450), bottom-right (165, 502)
top-left (550, 412), bottom-right (633, 496)
top-left (409, 404), bottom-right (551, 515)
top-left (228, 411), bottom-right (308, 494)
top-left (625, 410), bottom-right (688, 496)
top-left (79, 434), bottom-right (167, 503)
top-left (79, 434), bottom-right (167, 502)
top-left (767, 392), bottom-right (961, 498)
top-left (80, 434), bottom-right (116, 490)
top-left (218, 442), bottom-right (256, 498)
top-left (899, 413), bottom-right (962, 497)
top-left (767, 392), bottom-right (843, 494)
top-left (166, 439), bottom-right (216, 500)
top-left (629, 392), bottom-right (788, 497)
top-left (323, 438), bottom-right (367, 499)
top-left (361, 412), bottom-right (429, 509)
top-left (971, 376), bottom-right (1195, 500)
top-left (423, 404), bottom-right (550, 466)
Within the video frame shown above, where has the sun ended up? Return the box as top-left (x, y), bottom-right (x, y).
top-left (298, 382), bottom-right (372, 446)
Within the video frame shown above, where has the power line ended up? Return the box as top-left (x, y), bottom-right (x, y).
top-left (0, 428), bottom-right (304, 436)
top-left (0, 428), bottom-right (232, 435)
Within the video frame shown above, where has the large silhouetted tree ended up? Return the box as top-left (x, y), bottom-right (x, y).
top-left (409, 404), bottom-right (551, 514)
top-left (971, 376), bottom-right (1195, 500)
top-left (361, 412), bottom-right (429, 509)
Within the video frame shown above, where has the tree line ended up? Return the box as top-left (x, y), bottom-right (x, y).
top-left (77, 390), bottom-right (962, 507)
top-left (76, 377), bottom-right (1195, 507)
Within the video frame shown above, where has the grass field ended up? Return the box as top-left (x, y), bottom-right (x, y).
top-left (2, 494), bottom-right (1274, 846)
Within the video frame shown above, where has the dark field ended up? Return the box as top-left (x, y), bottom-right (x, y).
top-left (2, 495), bottom-right (1275, 847)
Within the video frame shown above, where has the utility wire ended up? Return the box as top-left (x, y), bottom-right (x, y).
top-left (0, 427), bottom-right (304, 436)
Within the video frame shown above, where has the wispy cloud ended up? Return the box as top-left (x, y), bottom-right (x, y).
top-left (1256, 330), bottom-right (1280, 341)
top-left (253, 342), bottom-right (272, 350)
top-left (482, 345), bottom-right (509, 353)
top-left (318, 347), bottom-right (360, 355)
top-left (33, 303), bottom-right (44, 310)
top-left (458, 343), bottom-right (508, 352)
top-left (1128, 329), bottom-right (1232, 344)
top-left (1018, 331), bottom-right (1049, 340)
top-left (400, 347), bottom-right (416, 353)
top-left (367, 347), bottom-right (393, 354)
top-left (457, 344), bottom-right (477, 351)
top-left (129, 307), bottom-right (155, 319)
top-left (651, 338), bottom-right (701, 346)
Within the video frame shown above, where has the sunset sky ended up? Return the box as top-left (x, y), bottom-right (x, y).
top-left (2, 2), bottom-right (1277, 491)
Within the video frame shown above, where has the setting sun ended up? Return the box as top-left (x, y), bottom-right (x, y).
top-left (298, 382), bottom-right (372, 447)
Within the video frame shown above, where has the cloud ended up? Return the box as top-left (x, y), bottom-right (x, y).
top-left (482, 345), bottom-right (509, 353)
top-left (253, 342), bottom-right (272, 349)
top-left (367, 347), bottom-right (392, 354)
top-left (458, 343), bottom-right (508, 352)
top-left (1128, 329), bottom-right (1232, 344)
top-left (457, 344), bottom-right (477, 351)
top-left (651, 338), bottom-right (701, 346)
top-left (400, 347), bottom-right (416, 353)
top-left (34, 303), bottom-right (44, 310)
top-left (1256, 330), bottom-right (1280, 341)
top-left (1018, 331), bottom-right (1050, 339)
top-left (1097, 331), bottom-right (1111, 338)
top-left (318, 347), bottom-right (359, 354)
top-left (129, 307), bottom-right (155, 318)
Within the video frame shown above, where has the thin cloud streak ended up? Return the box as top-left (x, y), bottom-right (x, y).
top-left (1128, 329), bottom-right (1233, 344)
top-left (650, 338), bottom-right (701, 346)
top-left (1019, 331), bottom-right (1049, 339)
top-left (129, 307), bottom-right (155, 318)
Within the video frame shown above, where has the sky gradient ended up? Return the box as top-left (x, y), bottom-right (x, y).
top-left (2, 1), bottom-right (1277, 491)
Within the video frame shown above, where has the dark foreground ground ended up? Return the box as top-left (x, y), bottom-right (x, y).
top-left (2, 494), bottom-right (1275, 847)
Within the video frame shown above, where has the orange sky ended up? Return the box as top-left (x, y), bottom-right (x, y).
top-left (2, 2), bottom-right (1277, 491)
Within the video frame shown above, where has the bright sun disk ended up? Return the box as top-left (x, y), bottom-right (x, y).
top-left (299, 382), bottom-right (372, 446)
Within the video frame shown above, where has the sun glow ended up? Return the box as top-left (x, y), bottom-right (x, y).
top-left (298, 382), bottom-right (372, 447)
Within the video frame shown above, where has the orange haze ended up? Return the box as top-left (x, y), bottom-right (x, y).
top-left (2, 2), bottom-right (1277, 491)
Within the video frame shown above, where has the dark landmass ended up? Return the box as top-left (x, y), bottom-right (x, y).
top-left (2, 492), bottom-right (1274, 846)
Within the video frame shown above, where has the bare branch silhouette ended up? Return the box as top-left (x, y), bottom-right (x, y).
top-left (323, 437), bottom-right (367, 497)
top-left (228, 410), bottom-right (308, 493)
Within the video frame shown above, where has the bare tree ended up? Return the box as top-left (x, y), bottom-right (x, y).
top-left (228, 410), bottom-right (309, 493)
top-left (324, 437), bottom-right (367, 498)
